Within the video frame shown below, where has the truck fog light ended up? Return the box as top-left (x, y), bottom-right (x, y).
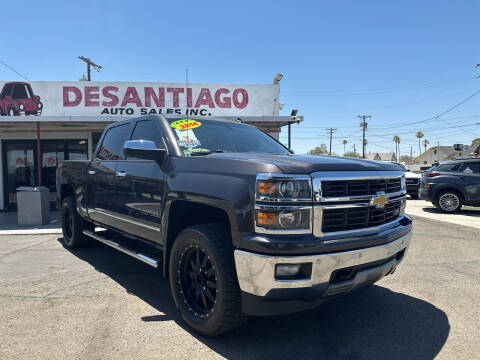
top-left (276, 264), bottom-right (301, 277)
top-left (275, 263), bottom-right (312, 280)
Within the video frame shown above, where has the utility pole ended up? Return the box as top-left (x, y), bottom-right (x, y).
top-left (78, 56), bottom-right (102, 81)
top-left (410, 146), bottom-right (413, 161)
top-left (353, 144), bottom-right (357, 157)
top-left (358, 115), bottom-right (371, 158)
top-left (326, 128), bottom-right (338, 155)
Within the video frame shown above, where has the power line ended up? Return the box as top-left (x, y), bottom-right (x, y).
top-left (0, 60), bottom-right (29, 80)
top-left (281, 74), bottom-right (473, 96)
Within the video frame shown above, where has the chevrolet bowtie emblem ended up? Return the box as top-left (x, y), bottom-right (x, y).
top-left (371, 193), bottom-right (389, 208)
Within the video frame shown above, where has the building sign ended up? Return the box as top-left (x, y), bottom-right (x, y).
top-left (0, 81), bottom-right (279, 118)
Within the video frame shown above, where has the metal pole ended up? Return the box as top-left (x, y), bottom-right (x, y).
top-left (329, 129), bottom-right (332, 155)
top-left (87, 62), bottom-right (91, 81)
top-left (288, 121), bottom-right (291, 149)
top-left (36, 122), bottom-right (41, 187)
top-left (362, 119), bottom-right (366, 158)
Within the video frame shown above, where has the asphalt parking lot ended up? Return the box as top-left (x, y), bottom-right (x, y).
top-left (1, 216), bottom-right (479, 360)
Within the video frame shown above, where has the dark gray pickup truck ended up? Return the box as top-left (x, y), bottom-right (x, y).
top-left (57, 115), bottom-right (413, 336)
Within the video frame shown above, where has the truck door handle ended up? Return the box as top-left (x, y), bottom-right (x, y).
top-left (116, 171), bottom-right (127, 177)
top-left (88, 170), bottom-right (96, 175)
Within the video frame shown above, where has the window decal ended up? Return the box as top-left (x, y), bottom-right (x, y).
top-left (183, 148), bottom-right (210, 156)
top-left (170, 119), bottom-right (202, 131)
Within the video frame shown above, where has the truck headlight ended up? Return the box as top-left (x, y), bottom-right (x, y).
top-left (255, 174), bottom-right (312, 234)
top-left (19, 103), bottom-right (24, 110)
top-left (37, 102), bottom-right (43, 109)
top-left (256, 174), bottom-right (311, 201)
top-left (256, 207), bottom-right (311, 231)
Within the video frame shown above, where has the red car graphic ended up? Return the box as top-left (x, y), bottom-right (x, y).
top-left (0, 82), bottom-right (43, 116)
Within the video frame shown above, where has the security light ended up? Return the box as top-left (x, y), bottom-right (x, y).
top-left (273, 73), bottom-right (284, 84)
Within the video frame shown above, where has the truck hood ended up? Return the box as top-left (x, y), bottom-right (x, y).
top-left (207, 153), bottom-right (402, 173)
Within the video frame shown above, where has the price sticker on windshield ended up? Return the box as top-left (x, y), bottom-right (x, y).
top-left (170, 119), bottom-right (202, 131)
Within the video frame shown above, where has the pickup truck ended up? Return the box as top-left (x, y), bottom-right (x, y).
top-left (57, 115), bottom-right (413, 336)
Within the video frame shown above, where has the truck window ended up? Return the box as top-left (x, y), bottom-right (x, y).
top-left (97, 124), bottom-right (130, 161)
top-left (1, 83), bottom-right (13, 98)
top-left (167, 118), bottom-right (290, 156)
top-left (130, 120), bottom-right (165, 149)
top-left (12, 84), bottom-right (29, 99)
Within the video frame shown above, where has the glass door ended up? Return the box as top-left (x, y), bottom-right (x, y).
top-left (2, 139), bottom-right (88, 209)
top-left (3, 140), bottom-right (37, 208)
top-left (41, 140), bottom-right (65, 203)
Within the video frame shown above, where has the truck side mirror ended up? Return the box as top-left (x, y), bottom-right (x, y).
top-left (124, 140), bottom-right (167, 163)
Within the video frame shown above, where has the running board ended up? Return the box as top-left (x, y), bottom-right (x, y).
top-left (82, 230), bottom-right (160, 268)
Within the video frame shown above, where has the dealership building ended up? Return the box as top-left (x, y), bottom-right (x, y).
top-left (0, 80), bottom-right (301, 210)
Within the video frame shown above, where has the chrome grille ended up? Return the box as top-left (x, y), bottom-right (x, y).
top-left (322, 198), bottom-right (403, 232)
top-left (321, 178), bottom-right (402, 197)
top-left (312, 171), bottom-right (406, 237)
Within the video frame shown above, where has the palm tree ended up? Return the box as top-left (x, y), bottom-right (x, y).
top-left (416, 131), bottom-right (424, 155)
top-left (423, 139), bottom-right (429, 153)
top-left (393, 135), bottom-right (401, 161)
top-left (342, 139), bottom-right (348, 154)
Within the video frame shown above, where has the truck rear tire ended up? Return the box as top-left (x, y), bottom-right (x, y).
top-left (61, 196), bottom-right (93, 249)
top-left (169, 223), bottom-right (247, 336)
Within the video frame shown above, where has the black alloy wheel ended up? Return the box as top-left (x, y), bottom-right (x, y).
top-left (169, 223), bottom-right (247, 336)
top-left (178, 245), bottom-right (218, 318)
top-left (61, 196), bottom-right (93, 248)
top-left (62, 206), bottom-right (74, 240)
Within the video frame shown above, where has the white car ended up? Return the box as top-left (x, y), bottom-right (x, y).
top-left (396, 163), bottom-right (421, 199)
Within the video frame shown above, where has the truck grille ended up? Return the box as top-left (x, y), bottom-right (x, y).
top-left (321, 178), bottom-right (402, 198)
top-left (322, 198), bottom-right (403, 233)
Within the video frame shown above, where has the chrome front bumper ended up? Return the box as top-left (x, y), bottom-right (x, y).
top-left (234, 230), bottom-right (412, 297)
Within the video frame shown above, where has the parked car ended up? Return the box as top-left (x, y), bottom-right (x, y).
top-left (57, 115), bottom-right (412, 336)
top-left (419, 159), bottom-right (480, 212)
top-left (0, 82), bottom-right (43, 116)
top-left (395, 163), bottom-right (421, 199)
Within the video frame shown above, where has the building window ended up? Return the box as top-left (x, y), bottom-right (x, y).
top-left (434, 150), bottom-right (437, 154)
top-left (423, 161), bottom-right (427, 164)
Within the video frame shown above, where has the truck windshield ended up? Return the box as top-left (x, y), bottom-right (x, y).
top-left (167, 118), bottom-right (291, 156)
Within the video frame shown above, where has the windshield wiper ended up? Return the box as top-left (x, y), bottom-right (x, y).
top-left (190, 149), bottom-right (225, 156)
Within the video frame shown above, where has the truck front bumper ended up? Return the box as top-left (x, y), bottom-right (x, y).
top-left (234, 230), bottom-right (412, 316)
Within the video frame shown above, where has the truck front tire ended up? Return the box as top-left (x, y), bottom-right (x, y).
top-left (61, 197), bottom-right (93, 249)
top-left (169, 223), bottom-right (247, 336)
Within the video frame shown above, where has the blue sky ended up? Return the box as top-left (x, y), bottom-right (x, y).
top-left (2, 0), bottom-right (479, 156)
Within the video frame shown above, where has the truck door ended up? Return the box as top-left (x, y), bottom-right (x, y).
top-left (87, 123), bottom-right (132, 227)
top-left (112, 119), bottom-right (167, 244)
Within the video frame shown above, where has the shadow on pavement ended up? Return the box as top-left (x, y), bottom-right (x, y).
top-left (59, 237), bottom-right (450, 360)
